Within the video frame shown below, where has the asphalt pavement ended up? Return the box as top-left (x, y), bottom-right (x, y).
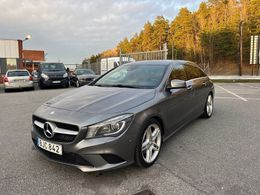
top-left (0, 83), bottom-right (259, 195)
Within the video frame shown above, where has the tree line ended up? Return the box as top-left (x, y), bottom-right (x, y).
top-left (85, 0), bottom-right (259, 73)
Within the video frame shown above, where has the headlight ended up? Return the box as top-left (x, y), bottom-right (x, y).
top-left (85, 114), bottom-right (133, 138)
top-left (63, 72), bottom-right (68, 78)
top-left (41, 73), bottom-right (49, 79)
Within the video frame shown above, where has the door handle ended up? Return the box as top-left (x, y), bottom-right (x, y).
top-left (202, 82), bottom-right (207, 86)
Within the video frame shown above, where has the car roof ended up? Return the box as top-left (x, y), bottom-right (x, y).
top-left (7, 69), bottom-right (28, 72)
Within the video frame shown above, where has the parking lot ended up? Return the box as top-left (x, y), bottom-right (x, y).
top-left (0, 83), bottom-right (259, 195)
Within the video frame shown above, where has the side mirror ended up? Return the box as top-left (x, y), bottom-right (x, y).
top-left (169, 79), bottom-right (186, 89)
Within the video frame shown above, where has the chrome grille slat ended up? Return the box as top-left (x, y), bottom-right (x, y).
top-left (34, 120), bottom-right (78, 136)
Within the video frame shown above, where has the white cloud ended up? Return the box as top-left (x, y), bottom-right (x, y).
top-left (0, 0), bottom-right (203, 63)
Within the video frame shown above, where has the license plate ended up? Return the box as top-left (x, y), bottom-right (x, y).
top-left (37, 138), bottom-right (62, 155)
top-left (52, 80), bottom-right (61, 84)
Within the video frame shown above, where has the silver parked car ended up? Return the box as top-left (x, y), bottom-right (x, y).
top-left (4, 69), bottom-right (34, 92)
top-left (31, 60), bottom-right (214, 172)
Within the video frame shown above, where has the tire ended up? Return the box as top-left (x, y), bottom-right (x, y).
top-left (38, 82), bottom-right (44, 89)
top-left (64, 82), bottom-right (70, 88)
top-left (76, 80), bottom-right (80, 88)
top-left (135, 119), bottom-right (162, 168)
top-left (201, 93), bottom-right (214, 118)
top-left (4, 88), bottom-right (9, 93)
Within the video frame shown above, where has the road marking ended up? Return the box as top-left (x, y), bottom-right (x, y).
top-left (215, 84), bottom-right (248, 102)
top-left (215, 96), bottom-right (260, 101)
top-left (239, 83), bottom-right (260, 89)
top-left (215, 97), bottom-right (239, 100)
top-left (246, 98), bottom-right (260, 101)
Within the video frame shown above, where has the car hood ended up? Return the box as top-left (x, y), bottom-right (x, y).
top-left (77, 74), bottom-right (98, 79)
top-left (42, 70), bottom-right (65, 76)
top-left (44, 86), bottom-right (155, 114)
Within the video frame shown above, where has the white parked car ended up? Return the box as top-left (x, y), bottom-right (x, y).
top-left (3, 69), bottom-right (34, 92)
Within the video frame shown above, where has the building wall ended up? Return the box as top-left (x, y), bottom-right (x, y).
top-left (0, 40), bottom-right (19, 59)
top-left (0, 39), bottom-right (21, 76)
top-left (22, 50), bottom-right (45, 61)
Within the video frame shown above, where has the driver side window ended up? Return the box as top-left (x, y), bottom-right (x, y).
top-left (167, 66), bottom-right (187, 87)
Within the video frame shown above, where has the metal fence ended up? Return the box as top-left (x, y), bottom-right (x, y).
top-left (82, 61), bottom-right (101, 75)
top-left (119, 43), bottom-right (168, 65)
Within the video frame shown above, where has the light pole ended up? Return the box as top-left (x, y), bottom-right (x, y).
top-left (238, 3), bottom-right (243, 76)
top-left (22, 35), bottom-right (32, 69)
top-left (239, 21), bottom-right (243, 76)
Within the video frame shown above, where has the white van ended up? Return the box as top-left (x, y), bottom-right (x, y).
top-left (100, 57), bottom-right (135, 75)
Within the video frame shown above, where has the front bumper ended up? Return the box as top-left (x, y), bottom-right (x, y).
top-left (31, 118), bottom-right (139, 172)
top-left (40, 78), bottom-right (69, 87)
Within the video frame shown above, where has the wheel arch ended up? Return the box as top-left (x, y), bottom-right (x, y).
top-left (148, 115), bottom-right (165, 138)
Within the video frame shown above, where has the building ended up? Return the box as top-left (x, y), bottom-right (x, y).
top-left (0, 39), bottom-right (23, 74)
top-left (23, 50), bottom-right (45, 72)
top-left (0, 39), bottom-right (45, 83)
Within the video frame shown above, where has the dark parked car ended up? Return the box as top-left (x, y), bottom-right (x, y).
top-left (38, 63), bottom-right (69, 89)
top-left (70, 68), bottom-right (99, 87)
top-left (32, 60), bottom-right (214, 172)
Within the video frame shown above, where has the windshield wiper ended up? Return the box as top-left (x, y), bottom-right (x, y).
top-left (108, 84), bottom-right (140, 88)
top-left (94, 84), bottom-right (107, 87)
top-left (94, 84), bottom-right (143, 88)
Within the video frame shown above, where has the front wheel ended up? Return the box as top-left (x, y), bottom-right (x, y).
top-left (64, 82), bottom-right (70, 88)
top-left (38, 82), bottom-right (45, 89)
top-left (201, 94), bottom-right (214, 118)
top-left (76, 80), bottom-right (80, 88)
top-left (135, 119), bottom-right (162, 168)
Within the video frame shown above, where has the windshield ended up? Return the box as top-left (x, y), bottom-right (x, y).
top-left (94, 63), bottom-right (167, 89)
top-left (41, 63), bottom-right (65, 71)
top-left (7, 71), bottom-right (29, 77)
top-left (76, 69), bottom-right (95, 75)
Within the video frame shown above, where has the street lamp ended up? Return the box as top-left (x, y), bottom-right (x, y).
top-left (23, 34), bottom-right (32, 42)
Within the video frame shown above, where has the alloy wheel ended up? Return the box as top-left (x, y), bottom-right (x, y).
top-left (141, 124), bottom-right (162, 163)
top-left (206, 95), bottom-right (213, 116)
top-left (76, 80), bottom-right (80, 88)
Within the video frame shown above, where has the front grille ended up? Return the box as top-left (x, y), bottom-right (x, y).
top-left (101, 154), bottom-right (125, 164)
top-left (33, 115), bottom-right (79, 143)
top-left (48, 75), bottom-right (64, 79)
top-left (33, 139), bottom-right (93, 166)
top-left (85, 78), bottom-right (94, 81)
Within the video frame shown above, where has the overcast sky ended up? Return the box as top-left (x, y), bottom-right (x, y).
top-left (0, 0), bottom-right (203, 64)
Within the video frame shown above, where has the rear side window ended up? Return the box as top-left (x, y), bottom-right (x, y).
top-left (168, 66), bottom-right (187, 81)
top-left (184, 64), bottom-right (206, 80)
top-left (7, 71), bottom-right (29, 77)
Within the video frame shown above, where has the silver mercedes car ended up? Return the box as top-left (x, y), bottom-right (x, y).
top-left (31, 60), bottom-right (214, 172)
top-left (4, 69), bottom-right (34, 92)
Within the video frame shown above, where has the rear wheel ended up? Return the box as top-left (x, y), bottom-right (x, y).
top-left (201, 94), bottom-right (213, 118)
top-left (135, 119), bottom-right (162, 168)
